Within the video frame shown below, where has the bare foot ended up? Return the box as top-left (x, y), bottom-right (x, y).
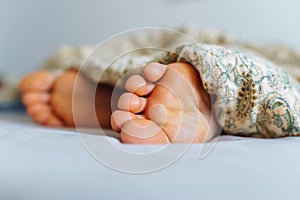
top-left (111, 62), bottom-right (219, 144)
top-left (19, 70), bottom-right (113, 128)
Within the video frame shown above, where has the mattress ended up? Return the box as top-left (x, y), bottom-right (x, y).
top-left (1, 110), bottom-right (300, 200)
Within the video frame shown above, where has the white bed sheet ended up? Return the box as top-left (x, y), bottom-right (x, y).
top-left (1, 111), bottom-right (300, 200)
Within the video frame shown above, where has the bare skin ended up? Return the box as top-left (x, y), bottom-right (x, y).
top-left (111, 62), bottom-right (218, 143)
top-left (19, 70), bottom-right (112, 128)
top-left (19, 62), bottom-right (218, 143)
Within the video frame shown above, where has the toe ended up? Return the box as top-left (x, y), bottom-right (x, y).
top-left (143, 62), bottom-right (167, 82)
top-left (27, 102), bottom-right (51, 116)
top-left (22, 91), bottom-right (50, 105)
top-left (28, 103), bottom-right (65, 126)
top-left (45, 115), bottom-right (65, 127)
top-left (120, 119), bottom-right (170, 144)
top-left (125, 75), bottom-right (155, 96)
top-left (111, 110), bottom-right (137, 132)
top-left (118, 93), bottom-right (147, 113)
top-left (19, 71), bottom-right (56, 92)
top-left (33, 111), bottom-right (51, 124)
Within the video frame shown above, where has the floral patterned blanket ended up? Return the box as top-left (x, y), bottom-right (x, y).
top-left (159, 43), bottom-right (300, 138)
top-left (2, 26), bottom-right (300, 137)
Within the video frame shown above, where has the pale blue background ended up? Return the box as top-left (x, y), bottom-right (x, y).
top-left (2, 112), bottom-right (300, 200)
top-left (1, 0), bottom-right (300, 78)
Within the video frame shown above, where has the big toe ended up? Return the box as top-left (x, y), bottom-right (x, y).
top-left (19, 71), bottom-right (56, 92)
top-left (121, 119), bottom-right (170, 144)
top-left (111, 110), bottom-right (137, 132)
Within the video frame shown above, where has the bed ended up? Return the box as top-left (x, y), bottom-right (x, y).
top-left (1, 109), bottom-right (300, 200)
top-left (3, 0), bottom-right (300, 198)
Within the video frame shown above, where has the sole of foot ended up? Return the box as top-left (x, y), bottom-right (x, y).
top-left (111, 62), bottom-right (218, 144)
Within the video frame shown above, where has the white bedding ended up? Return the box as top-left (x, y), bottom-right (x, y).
top-left (1, 111), bottom-right (300, 200)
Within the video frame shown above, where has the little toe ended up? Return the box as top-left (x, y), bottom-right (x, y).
top-left (19, 71), bottom-right (56, 92)
top-left (27, 102), bottom-right (65, 126)
top-left (27, 102), bottom-right (51, 116)
top-left (143, 62), bottom-right (167, 82)
top-left (118, 93), bottom-right (147, 113)
top-left (45, 115), bottom-right (65, 127)
top-left (29, 105), bottom-right (53, 124)
top-left (22, 91), bottom-right (50, 105)
top-left (120, 119), bottom-right (170, 144)
top-left (33, 111), bottom-right (51, 124)
top-left (125, 75), bottom-right (155, 96)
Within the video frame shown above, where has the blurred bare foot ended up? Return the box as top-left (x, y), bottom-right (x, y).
top-left (19, 70), bottom-right (112, 128)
